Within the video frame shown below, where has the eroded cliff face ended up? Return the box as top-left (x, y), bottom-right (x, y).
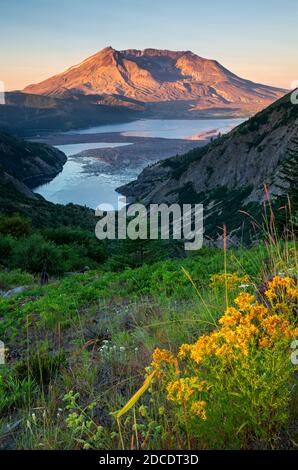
top-left (23, 47), bottom-right (285, 117)
top-left (119, 93), bottom-right (298, 239)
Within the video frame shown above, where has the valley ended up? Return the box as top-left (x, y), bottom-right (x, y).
top-left (29, 118), bottom-right (244, 208)
top-left (0, 5), bottom-right (297, 452)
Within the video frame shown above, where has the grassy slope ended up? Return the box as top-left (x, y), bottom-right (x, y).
top-left (2, 242), bottom-right (293, 449)
top-left (0, 245), bottom-right (269, 337)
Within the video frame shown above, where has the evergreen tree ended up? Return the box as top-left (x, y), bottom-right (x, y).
top-left (275, 137), bottom-right (298, 235)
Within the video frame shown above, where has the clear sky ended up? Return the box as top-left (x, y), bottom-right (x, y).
top-left (1, 0), bottom-right (297, 90)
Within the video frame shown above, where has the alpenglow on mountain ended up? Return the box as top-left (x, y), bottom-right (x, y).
top-left (24, 47), bottom-right (286, 117)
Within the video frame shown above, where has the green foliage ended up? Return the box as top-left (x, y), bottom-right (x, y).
top-left (15, 346), bottom-right (66, 385)
top-left (198, 345), bottom-right (293, 449)
top-left (0, 269), bottom-right (34, 290)
top-left (0, 217), bottom-right (108, 275)
top-left (106, 238), bottom-right (179, 271)
top-left (0, 235), bottom-right (14, 265)
top-left (0, 244), bottom-right (267, 340)
top-left (0, 234), bottom-right (296, 449)
top-left (0, 370), bottom-right (38, 416)
top-left (275, 137), bottom-right (298, 235)
top-left (62, 391), bottom-right (106, 449)
top-left (0, 214), bottom-right (31, 238)
top-left (42, 227), bottom-right (107, 264)
top-left (11, 233), bottom-right (65, 274)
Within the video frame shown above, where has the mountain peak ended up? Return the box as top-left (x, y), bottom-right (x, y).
top-left (23, 47), bottom-right (286, 115)
top-left (95, 45), bottom-right (115, 55)
top-left (120, 48), bottom-right (194, 57)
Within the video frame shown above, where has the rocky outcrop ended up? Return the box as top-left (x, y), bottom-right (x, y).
top-left (23, 47), bottom-right (286, 118)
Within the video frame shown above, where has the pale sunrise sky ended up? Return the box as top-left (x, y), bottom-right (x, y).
top-left (0, 0), bottom-right (297, 91)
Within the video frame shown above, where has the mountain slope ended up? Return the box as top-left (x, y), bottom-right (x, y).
top-left (0, 129), bottom-right (67, 195)
top-left (0, 130), bottom-right (98, 228)
top-left (23, 47), bottom-right (286, 117)
top-left (119, 93), bottom-right (298, 241)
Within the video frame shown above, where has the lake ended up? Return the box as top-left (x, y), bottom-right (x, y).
top-left (34, 142), bottom-right (132, 210)
top-left (34, 118), bottom-right (244, 209)
top-left (66, 118), bottom-right (243, 139)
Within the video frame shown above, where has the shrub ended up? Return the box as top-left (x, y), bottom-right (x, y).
top-left (0, 214), bottom-right (31, 238)
top-left (121, 275), bottom-right (298, 449)
top-left (12, 233), bottom-right (64, 274)
top-left (0, 234), bottom-right (13, 267)
top-left (42, 226), bottom-right (107, 264)
top-left (42, 227), bottom-right (91, 246)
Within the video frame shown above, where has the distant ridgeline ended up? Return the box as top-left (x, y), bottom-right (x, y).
top-left (119, 92), bottom-right (298, 243)
top-left (0, 92), bottom-right (141, 135)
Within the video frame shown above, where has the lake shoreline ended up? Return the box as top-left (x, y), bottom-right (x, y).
top-left (31, 118), bottom-right (244, 209)
top-left (30, 131), bottom-right (210, 146)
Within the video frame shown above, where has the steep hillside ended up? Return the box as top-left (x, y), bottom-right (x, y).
top-left (0, 167), bottom-right (37, 199)
top-left (23, 47), bottom-right (286, 117)
top-left (0, 130), bottom-right (97, 229)
top-left (119, 93), bottom-right (298, 240)
top-left (0, 129), bottom-right (66, 187)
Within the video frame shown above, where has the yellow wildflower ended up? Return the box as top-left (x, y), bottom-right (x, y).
top-left (259, 337), bottom-right (271, 349)
top-left (167, 377), bottom-right (198, 403)
top-left (216, 343), bottom-right (234, 358)
top-left (235, 292), bottom-right (255, 310)
top-left (190, 400), bottom-right (207, 420)
top-left (261, 315), bottom-right (292, 338)
top-left (265, 276), bottom-right (297, 304)
top-left (151, 348), bottom-right (176, 370)
top-left (190, 332), bottom-right (219, 364)
top-left (287, 286), bottom-right (298, 300)
top-left (219, 307), bottom-right (242, 326)
top-left (265, 288), bottom-right (277, 302)
top-left (268, 276), bottom-right (294, 290)
top-left (220, 320), bottom-right (258, 356)
top-left (210, 272), bottom-right (250, 290)
top-left (178, 343), bottom-right (193, 359)
top-left (249, 303), bottom-right (269, 320)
